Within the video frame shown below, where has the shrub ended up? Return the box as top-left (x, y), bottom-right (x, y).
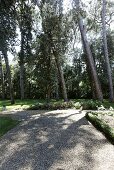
top-left (81, 100), bottom-right (102, 110)
top-left (28, 100), bottom-right (103, 110)
top-left (28, 101), bottom-right (75, 110)
top-left (74, 102), bottom-right (81, 109)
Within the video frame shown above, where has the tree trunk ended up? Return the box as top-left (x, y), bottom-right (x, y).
top-left (19, 20), bottom-right (25, 100)
top-left (19, 1), bottom-right (25, 100)
top-left (0, 55), bottom-right (5, 99)
top-left (75, 0), bottom-right (103, 101)
top-left (53, 51), bottom-right (68, 102)
top-left (101, 0), bottom-right (114, 102)
top-left (3, 51), bottom-right (15, 104)
top-left (55, 74), bottom-right (59, 100)
top-left (85, 54), bottom-right (96, 99)
top-left (19, 61), bottom-right (24, 100)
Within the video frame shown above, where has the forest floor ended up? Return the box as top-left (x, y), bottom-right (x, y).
top-left (0, 99), bottom-right (39, 111)
top-left (0, 109), bottom-right (114, 170)
top-left (1, 99), bottom-right (114, 111)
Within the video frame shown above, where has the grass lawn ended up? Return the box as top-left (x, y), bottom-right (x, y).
top-left (0, 99), bottom-right (43, 111)
top-left (0, 117), bottom-right (19, 137)
top-left (0, 99), bottom-right (114, 111)
top-left (86, 112), bottom-right (114, 144)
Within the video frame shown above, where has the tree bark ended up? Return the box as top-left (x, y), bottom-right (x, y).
top-left (101, 0), bottom-right (114, 102)
top-left (53, 50), bottom-right (68, 102)
top-left (19, 60), bottom-right (24, 100)
top-left (0, 55), bottom-right (5, 99)
top-left (19, 0), bottom-right (25, 100)
top-left (55, 73), bottom-right (59, 100)
top-left (75, 0), bottom-right (103, 101)
top-left (19, 22), bottom-right (25, 99)
top-left (3, 51), bottom-right (15, 104)
top-left (85, 55), bottom-right (97, 99)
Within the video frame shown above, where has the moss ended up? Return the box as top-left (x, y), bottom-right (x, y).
top-left (86, 112), bottom-right (114, 145)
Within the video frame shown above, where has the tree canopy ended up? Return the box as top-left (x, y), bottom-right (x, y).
top-left (0, 0), bottom-right (114, 103)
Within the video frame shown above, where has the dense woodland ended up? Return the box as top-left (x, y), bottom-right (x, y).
top-left (0, 0), bottom-right (114, 104)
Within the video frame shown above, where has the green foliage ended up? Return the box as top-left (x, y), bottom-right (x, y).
top-left (28, 101), bottom-right (74, 110)
top-left (0, 99), bottom-right (39, 111)
top-left (0, 1), bottom-right (114, 101)
top-left (18, 0), bottom-right (33, 62)
top-left (1, 99), bottom-right (114, 111)
top-left (0, 117), bottom-right (19, 137)
top-left (80, 100), bottom-right (102, 110)
top-left (86, 112), bottom-right (114, 144)
top-left (0, 0), bottom-right (17, 52)
top-left (27, 99), bottom-right (105, 110)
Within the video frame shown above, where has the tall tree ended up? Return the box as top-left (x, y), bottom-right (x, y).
top-left (101, 0), bottom-right (114, 102)
top-left (52, 0), bottom-right (68, 101)
top-left (73, 0), bottom-right (103, 101)
top-left (18, 0), bottom-right (32, 99)
top-left (37, 0), bottom-right (68, 101)
top-left (0, 54), bottom-right (5, 99)
top-left (0, 0), bottom-right (16, 104)
top-left (3, 50), bottom-right (14, 104)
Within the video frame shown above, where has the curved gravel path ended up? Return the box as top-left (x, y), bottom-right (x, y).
top-left (0, 109), bottom-right (114, 170)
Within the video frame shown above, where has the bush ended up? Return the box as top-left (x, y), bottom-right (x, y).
top-left (28, 101), bottom-right (75, 110)
top-left (74, 102), bottom-right (81, 109)
top-left (28, 100), bottom-right (103, 110)
top-left (81, 100), bottom-right (102, 110)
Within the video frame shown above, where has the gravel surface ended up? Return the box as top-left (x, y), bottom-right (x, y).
top-left (0, 109), bottom-right (114, 170)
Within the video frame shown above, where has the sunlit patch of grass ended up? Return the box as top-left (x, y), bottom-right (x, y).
top-left (0, 99), bottom-right (42, 111)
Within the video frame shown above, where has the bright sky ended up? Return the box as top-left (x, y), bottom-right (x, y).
top-left (63, 0), bottom-right (72, 13)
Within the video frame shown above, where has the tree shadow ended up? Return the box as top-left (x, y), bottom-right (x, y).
top-left (0, 110), bottom-right (111, 170)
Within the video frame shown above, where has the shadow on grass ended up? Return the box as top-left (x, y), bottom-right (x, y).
top-left (0, 110), bottom-right (111, 170)
top-left (0, 117), bottom-right (20, 137)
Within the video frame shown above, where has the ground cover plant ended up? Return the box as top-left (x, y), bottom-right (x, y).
top-left (1, 99), bottom-right (114, 111)
top-left (86, 112), bottom-right (114, 144)
top-left (0, 99), bottom-right (40, 111)
top-left (27, 99), bottom-right (114, 110)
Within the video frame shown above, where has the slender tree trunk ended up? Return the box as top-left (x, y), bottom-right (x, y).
top-left (75, 0), bottom-right (103, 101)
top-left (53, 51), bottom-right (68, 102)
top-left (55, 73), bottom-right (59, 100)
top-left (19, 1), bottom-right (25, 100)
top-left (19, 22), bottom-right (24, 100)
top-left (46, 85), bottom-right (51, 103)
top-left (19, 61), bottom-right (24, 100)
top-left (0, 55), bottom-right (5, 99)
top-left (3, 51), bottom-right (14, 104)
top-left (101, 0), bottom-right (114, 102)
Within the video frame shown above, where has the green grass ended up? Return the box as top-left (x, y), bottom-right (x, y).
top-left (0, 99), bottom-right (43, 111)
top-left (86, 112), bottom-right (114, 145)
top-left (27, 99), bottom-right (114, 110)
top-left (0, 117), bottom-right (20, 137)
top-left (1, 99), bottom-right (114, 111)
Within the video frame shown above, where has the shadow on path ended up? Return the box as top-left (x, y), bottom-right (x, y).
top-left (0, 110), bottom-right (113, 170)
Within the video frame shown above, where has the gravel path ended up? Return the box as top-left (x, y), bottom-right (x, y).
top-left (0, 109), bottom-right (114, 170)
